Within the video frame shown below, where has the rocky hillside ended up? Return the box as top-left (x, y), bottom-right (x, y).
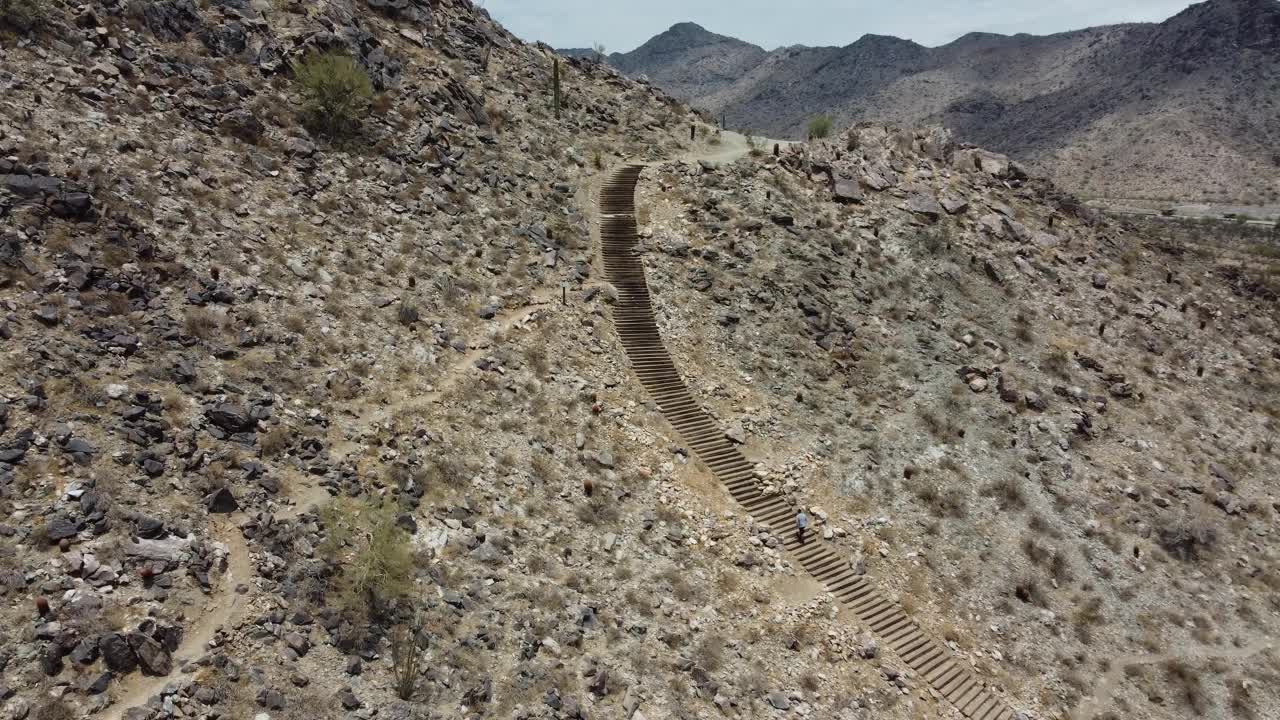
top-left (0, 2), bottom-right (766, 719)
top-left (635, 125), bottom-right (1280, 720)
top-left (2, 2), bottom-right (1279, 720)
top-left (594, 0), bottom-right (1280, 203)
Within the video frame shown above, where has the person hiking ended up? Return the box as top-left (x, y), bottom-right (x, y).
top-left (795, 510), bottom-right (809, 545)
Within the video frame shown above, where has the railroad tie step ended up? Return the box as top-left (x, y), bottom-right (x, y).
top-left (597, 165), bottom-right (1014, 720)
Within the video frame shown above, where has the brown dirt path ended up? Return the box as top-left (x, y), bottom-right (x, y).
top-left (99, 518), bottom-right (251, 720)
top-left (97, 295), bottom-right (565, 717)
top-left (1071, 637), bottom-right (1276, 720)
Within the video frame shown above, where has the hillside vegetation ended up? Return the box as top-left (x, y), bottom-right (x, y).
top-left (1, 2), bottom-right (1278, 720)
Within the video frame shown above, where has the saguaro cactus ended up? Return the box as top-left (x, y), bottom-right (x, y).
top-left (553, 59), bottom-right (561, 118)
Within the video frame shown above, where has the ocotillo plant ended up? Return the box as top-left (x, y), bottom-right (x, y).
top-left (553, 59), bottom-right (561, 118)
top-left (391, 607), bottom-right (426, 700)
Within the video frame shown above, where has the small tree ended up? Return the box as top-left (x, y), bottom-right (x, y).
top-left (807, 115), bottom-right (833, 140)
top-left (291, 51), bottom-right (374, 140)
top-left (328, 499), bottom-right (415, 621)
top-left (592, 42), bottom-right (606, 64)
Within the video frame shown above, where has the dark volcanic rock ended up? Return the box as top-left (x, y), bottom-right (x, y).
top-left (128, 632), bottom-right (173, 676)
top-left (100, 633), bottom-right (138, 673)
top-left (44, 515), bottom-right (81, 542)
top-left (200, 21), bottom-right (247, 57)
top-left (207, 403), bottom-right (255, 432)
top-left (205, 487), bottom-right (238, 514)
top-left (141, 0), bottom-right (204, 41)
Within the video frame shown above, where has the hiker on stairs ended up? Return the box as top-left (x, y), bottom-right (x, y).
top-left (796, 510), bottom-right (809, 545)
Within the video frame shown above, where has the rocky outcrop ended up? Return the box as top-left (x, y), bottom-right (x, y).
top-left (0, 160), bottom-right (93, 220)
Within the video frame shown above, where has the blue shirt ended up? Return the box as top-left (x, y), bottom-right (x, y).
top-left (796, 513), bottom-right (808, 528)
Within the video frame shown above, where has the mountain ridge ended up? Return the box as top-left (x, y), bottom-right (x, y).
top-left (580, 0), bottom-right (1280, 201)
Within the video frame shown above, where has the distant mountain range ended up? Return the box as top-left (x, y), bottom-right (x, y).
top-left (567, 0), bottom-right (1280, 202)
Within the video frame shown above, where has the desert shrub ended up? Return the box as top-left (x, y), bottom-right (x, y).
top-left (291, 51), bottom-right (373, 139)
top-left (693, 634), bottom-right (725, 672)
top-left (1072, 595), bottom-right (1105, 643)
top-left (183, 307), bottom-right (225, 340)
top-left (1014, 578), bottom-right (1049, 607)
top-left (397, 302), bottom-right (419, 326)
top-left (912, 481), bottom-right (967, 518)
top-left (982, 476), bottom-right (1025, 509)
top-left (1157, 516), bottom-right (1216, 562)
top-left (325, 499), bottom-right (415, 619)
top-left (29, 699), bottom-right (74, 720)
top-left (919, 227), bottom-right (950, 254)
top-left (258, 426), bottom-right (292, 457)
top-left (1165, 659), bottom-right (1209, 714)
top-left (0, 0), bottom-right (47, 33)
top-left (1022, 538), bottom-right (1073, 583)
top-left (807, 115), bottom-right (833, 140)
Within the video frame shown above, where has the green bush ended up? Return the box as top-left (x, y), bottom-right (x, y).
top-left (807, 115), bottom-right (833, 140)
top-left (323, 499), bottom-right (415, 618)
top-left (0, 0), bottom-right (48, 33)
top-left (291, 51), bottom-right (373, 139)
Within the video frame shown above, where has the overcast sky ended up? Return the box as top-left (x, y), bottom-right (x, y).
top-left (483, 0), bottom-right (1199, 51)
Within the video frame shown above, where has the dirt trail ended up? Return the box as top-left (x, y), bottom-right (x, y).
top-left (326, 286), bottom-right (564, 458)
top-left (100, 518), bottom-right (252, 720)
top-left (1071, 637), bottom-right (1276, 720)
top-left (675, 130), bottom-right (794, 167)
top-left (101, 130), bottom-right (790, 719)
top-left (98, 296), bottom-right (564, 717)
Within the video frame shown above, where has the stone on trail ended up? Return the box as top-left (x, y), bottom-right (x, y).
top-left (205, 487), bottom-right (239, 514)
top-left (129, 632), bottom-right (173, 676)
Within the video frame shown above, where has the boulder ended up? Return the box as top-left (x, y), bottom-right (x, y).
top-left (207, 404), bottom-right (255, 432)
top-left (940, 196), bottom-right (969, 215)
top-left (860, 171), bottom-right (892, 191)
top-left (205, 487), bottom-right (238, 514)
top-left (100, 633), bottom-right (138, 673)
top-left (954, 148), bottom-right (1011, 177)
top-left (1030, 231), bottom-right (1060, 247)
top-left (140, 0), bottom-right (204, 41)
top-left (199, 21), bottom-right (247, 57)
top-left (905, 193), bottom-right (943, 221)
top-left (283, 632), bottom-right (310, 656)
top-left (125, 536), bottom-right (191, 563)
top-left (44, 515), bottom-right (81, 542)
top-left (336, 687), bottom-right (361, 709)
top-left (832, 181), bottom-right (864, 204)
top-left (69, 637), bottom-right (99, 665)
top-left (129, 633), bottom-right (173, 676)
top-left (221, 109), bottom-right (264, 144)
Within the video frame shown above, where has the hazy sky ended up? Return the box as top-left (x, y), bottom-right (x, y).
top-left (482, 0), bottom-right (1199, 51)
